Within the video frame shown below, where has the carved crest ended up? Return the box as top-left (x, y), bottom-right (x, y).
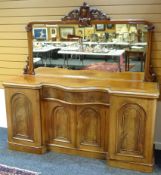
top-left (23, 57), bottom-right (30, 74)
top-left (23, 57), bottom-right (35, 75)
top-left (62, 2), bottom-right (110, 26)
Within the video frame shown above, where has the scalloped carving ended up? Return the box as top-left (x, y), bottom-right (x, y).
top-left (62, 2), bottom-right (110, 26)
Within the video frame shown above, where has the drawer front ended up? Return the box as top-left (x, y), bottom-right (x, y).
top-left (42, 86), bottom-right (109, 104)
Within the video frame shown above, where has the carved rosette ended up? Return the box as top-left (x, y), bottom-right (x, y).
top-left (62, 2), bottom-right (110, 26)
top-left (63, 9), bottom-right (80, 21)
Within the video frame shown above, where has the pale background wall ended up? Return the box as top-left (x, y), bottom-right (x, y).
top-left (0, 0), bottom-right (161, 148)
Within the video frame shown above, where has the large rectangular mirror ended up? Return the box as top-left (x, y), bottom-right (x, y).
top-left (32, 23), bottom-right (148, 73)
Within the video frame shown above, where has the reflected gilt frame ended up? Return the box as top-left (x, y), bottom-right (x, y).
top-left (33, 28), bottom-right (47, 41)
top-left (59, 27), bottom-right (75, 40)
top-left (95, 24), bottom-right (105, 31)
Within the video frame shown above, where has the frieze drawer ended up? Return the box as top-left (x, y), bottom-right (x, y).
top-left (42, 86), bottom-right (109, 104)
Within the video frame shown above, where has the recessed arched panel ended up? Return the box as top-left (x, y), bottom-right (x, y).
top-left (117, 103), bottom-right (146, 156)
top-left (50, 106), bottom-right (70, 142)
top-left (79, 107), bottom-right (100, 146)
top-left (11, 93), bottom-right (33, 140)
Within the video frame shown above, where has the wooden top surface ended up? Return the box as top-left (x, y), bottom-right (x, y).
top-left (3, 67), bottom-right (159, 98)
top-left (35, 67), bottom-right (145, 81)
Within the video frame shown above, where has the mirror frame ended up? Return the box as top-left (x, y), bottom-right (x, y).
top-left (24, 2), bottom-right (155, 81)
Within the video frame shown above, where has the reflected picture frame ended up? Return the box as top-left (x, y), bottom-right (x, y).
top-left (33, 28), bottom-right (47, 41)
top-left (75, 28), bottom-right (85, 38)
top-left (50, 27), bottom-right (58, 41)
top-left (84, 27), bottom-right (94, 37)
top-left (107, 24), bottom-right (115, 29)
top-left (50, 28), bottom-right (57, 36)
top-left (59, 27), bottom-right (75, 40)
top-left (95, 24), bottom-right (105, 31)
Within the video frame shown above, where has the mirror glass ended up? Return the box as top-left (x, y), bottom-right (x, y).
top-left (32, 23), bottom-right (148, 72)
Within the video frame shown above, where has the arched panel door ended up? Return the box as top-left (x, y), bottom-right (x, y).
top-left (117, 103), bottom-right (146, 156)
top-left (11, 93), bottom-right (33, 141)
top-left (108, 95), bottom-right (156, 167)
top-left (43, 101), bottom-right (76, 148)
top-left (5, 88), bottom-right (42, 153)
top-left (77, 105), bottom-right (108, 153)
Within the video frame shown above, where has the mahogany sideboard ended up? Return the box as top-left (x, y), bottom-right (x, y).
top-left (3, 68), bottom-right (159, 172)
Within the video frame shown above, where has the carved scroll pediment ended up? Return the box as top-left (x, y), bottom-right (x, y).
top-left (62, 2), bottom-right (110, 26)
top-left (63, 9), bottom-right (80, 21)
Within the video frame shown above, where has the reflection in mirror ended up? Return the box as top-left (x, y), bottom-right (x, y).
top-left (32, 23), bottom-right (148, 73)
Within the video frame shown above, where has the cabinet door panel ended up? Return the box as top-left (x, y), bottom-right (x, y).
top-left (5, 88), bottom-right (42, 147)
top-left (12, 93), bottom-right (33, 140)
top-left (43, 101), bottom-right (76, 148)
top-left (117, 103), bottom-right (145, 156)
top-left (109, 95), bottom-right (156, 164)
top-left (77, 105), bottom-right (108, 152)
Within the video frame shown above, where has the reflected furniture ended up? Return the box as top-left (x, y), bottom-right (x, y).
top-left (3, 2), bottom-right (159, 173)
top-left (58, 49), bottom-right (125, 70)
top-left (125, 49), bottom-right (146, 71)
top-left (83, 62), bottom-right (121, 72)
